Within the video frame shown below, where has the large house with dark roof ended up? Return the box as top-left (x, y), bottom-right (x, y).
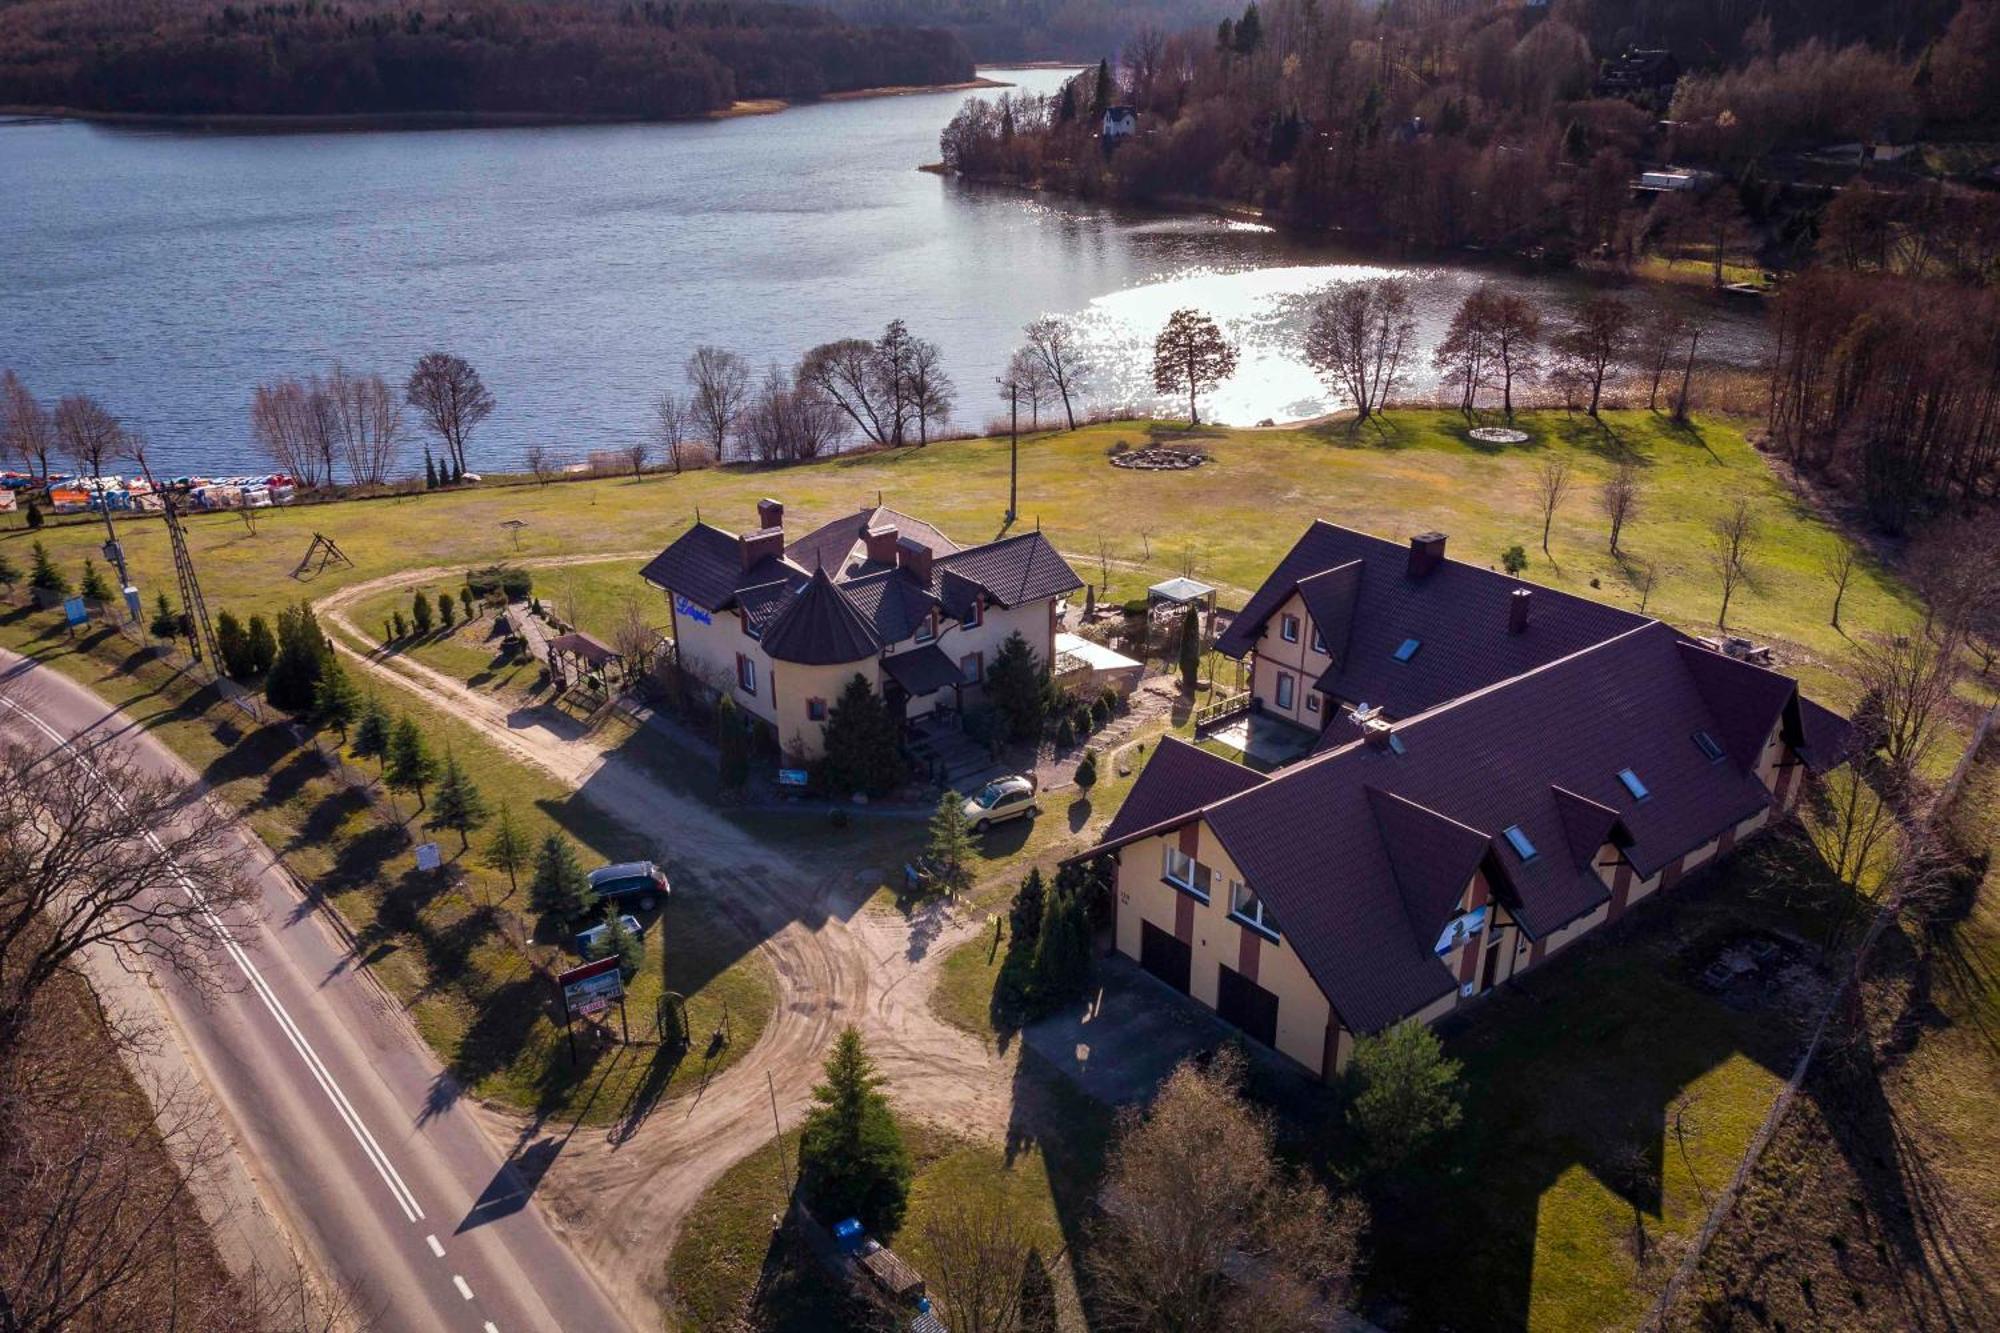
top-left (1072, 523), bottom-right (1850, 1079)
top-left (640, 499), bottom-right (1081, 758)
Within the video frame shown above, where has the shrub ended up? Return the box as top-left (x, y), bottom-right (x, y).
top-left (410, 590), bottom-right (434, 634)
top-left (592, 905), bottom-right (644, 977)
top-left (243, 615), bottom-right (277, 675)
top-left (1501, 544), bottom-right (1529, 575)
top-left (78, 557), bottom-right (113, 603)
top-left (1009, 867), bottom-right (1046, 945)
top-left (1056, 713), bottom-right (1075, 747)
top-left (1075, 747), bottom-right (1098, 791)
top-left (27, 540), bottom-right (63, 594)
top-left (391, 610), bottom-right (407, 639)
top-left (467, 564), bottom-right (534, 601)
top-left (437, 592), bottom-right (455, 628)
top-left (717, 695), bottom-right (750, 792)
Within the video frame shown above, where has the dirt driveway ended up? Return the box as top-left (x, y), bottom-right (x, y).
top-left (315, 564), bottom-right (1020, 1325)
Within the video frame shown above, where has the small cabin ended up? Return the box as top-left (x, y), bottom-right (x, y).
top-left (1101, 105), bottom-right (1137, 141)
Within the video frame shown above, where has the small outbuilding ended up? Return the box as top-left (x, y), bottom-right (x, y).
top-left (1102, 105), bottom-right (1137, 140)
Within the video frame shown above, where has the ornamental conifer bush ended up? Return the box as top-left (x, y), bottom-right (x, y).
top-left (78, 557), bottom-right (112, 603)
top-left (819, 672), bottom-right (901, 797)
top-left (798, 1026), bottom-right (911, 1233)
top-left (429, 747), bottom-right (489, 849)
top-left (529, 832), bottom-right (594, 924)
top-left (483, 801), bottom-right (533, 898)
top-left (27, 540), bottom-right (64, 596)
top-left (352, 695), bottom-right (390, 763)
top-left (264, 601), bottom-right (331, 712)
top-left (1009, 867), bottom-right (1046, 945)
top-left (410, 590), bottom-right (433, 635)
top-left (985, 631), bottom-right (1047, 741)
top-left (313, 655), bottom-right (362, 738)
top-left (925, 790), bottom-right (977, 897)
top-left (593, 904), bottom-right (643, 977)
top-left (385, 716), bottom-right (438, 809)
top-left (243, 614), bottom-right (277, 675)
top-left (716, 695), bottom-right (750, 792)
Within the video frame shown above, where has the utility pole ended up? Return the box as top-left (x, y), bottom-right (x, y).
top-left (133, 449), bottom-right (219, 669)
top-left (91, 466), bottom-right (137, 622)
top-left (1007, 381), bottom-right (1019, 525)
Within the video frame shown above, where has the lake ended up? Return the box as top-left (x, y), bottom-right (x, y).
top-left (0, 68), bottom-right (1765, 475)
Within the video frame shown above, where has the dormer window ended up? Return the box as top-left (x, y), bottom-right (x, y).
top-left (1692, 730), bottom-right (1725, 762)
top-left (964, 598), bottom-right (982, 629)
top-left (1394, 637), bottom-right (1422, 663)
top-left (1502, 824), bottom-right (1538, 862)
top-left (1311, 625), bottom-right (1327, 655)
top-left (915, 614), bottom-right (936, 644)
top-left (1617, 768), bottom-right (1650, 801)
top-left (1280, 613), bottom-right (1300, 643)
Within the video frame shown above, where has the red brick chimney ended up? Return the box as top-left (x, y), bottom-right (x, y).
top-left (756, 497), bottom-right (784, 532)
top-left (896, 534), bottom-right (933, 581)
top-left (1408, 531), bottom-right (1448, 578)
top-left (739, 526), bottom-right (784, 571)
top-left (864, 522), bottom-right (900, 568)
top-left (1508, 587), bottom-right (1533, 634)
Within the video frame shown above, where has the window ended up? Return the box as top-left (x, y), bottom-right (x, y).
top-left (743, 610), bottom-right (762, 641)
top-left (1165, 846), bottom-right (1195, 890)
top-left (960, 652), bottom-right (983, 684)
top-left (1306, 691), bottom-right (1321, 714)
top-left (1230, 879), bottom-right (1281, 937)
top-left (1275, 671), bottom-right (1295, 710)
top-left (1502, 824), bottom-right (1538, 862)
top-left (1280, 613), bottom-right (1300, 643)
top-left (1692, 730), bottom-right (1725, 762)
top-left (964, 599), bottom-right (982, 628)
top-left (1311, 625), bottom-right (1327, 655)
top-left (915, 614), bottom-right (936, 644)
top-left (807, 697), bottom-right (827, 722)
top-left (736, 653), bottom-right (757, 695)
top-left (1617, 767), bottom-right (1650, 801)
top-left (1394, 637), bottom-right (1422, 663)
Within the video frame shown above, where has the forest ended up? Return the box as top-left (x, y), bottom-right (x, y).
top-left (819, 0), bottom-right (1231, 61)
top-left (0, 0), bottom-right (973, 118)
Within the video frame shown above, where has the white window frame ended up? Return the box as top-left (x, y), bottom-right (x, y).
top-left (1275, 671), bottom-right (1295, 711)
top-left (915, 614), bottom-right (936, 644)
top-left (1311, 625), bottom-right (1327, 655)
top-left (1306, 691), bottom-right (1321, 714)
top-left (736, 653), bottom-right (758, 695)
top-left (1163, 846), bottom-right (1210, 900)
top-left (1279, 613), bottom-right (1300, 643)
top-left (1229, 879), bottom-right (1280, 938)
top-left (964, 598), bottom-right (982, 628)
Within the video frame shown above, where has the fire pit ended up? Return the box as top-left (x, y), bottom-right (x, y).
top-left (1110, 446), bottom-right (1210, 471)
top-left (1468, 426), bottom-right (1531, 446)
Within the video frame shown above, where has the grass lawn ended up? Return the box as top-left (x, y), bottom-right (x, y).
top-left (0, 605), bottom-right (775, 1127)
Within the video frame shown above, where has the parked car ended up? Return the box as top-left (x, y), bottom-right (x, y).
top-left (576, 914), bottom-right (644, 955)
top-left (962, 775), bottom-right (1039, 834)
top-left (588, 860), bottom-right (669, 910)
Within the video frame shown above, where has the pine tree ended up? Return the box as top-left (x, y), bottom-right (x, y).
top-left (265, 601), bottom-right (330, 713)
top-left (149, 592), bottom-right (179, 642)
top-left (78, 556), bottom-right (113, 602)
top-left (1030, 883), bottom-right (1091, 1007)
top-left (798, 1027), bottom-right (911, 1233)
top-left (717, 694), bottom-right (750, 792)
top-left (410, 590), bottom-right (433, 634)
top-left (459, 586), bottom-right (476, 619)
top-left (424, 451), bottom-right (439, 490)
top-left (23, 501), bottom-right (42, 530)
top-left (925, 790), bottom-right (977, 897)
top-left (27, 540), bottom-right (65, 596)
top-left (819, 672), bottom-right (902, 797)
top-left (593, 903), bottom-right (644, 977)
top-left (1009, 867), bottom-right (1046, 945)
top-left (352, 695), bottom-right (392, 765)
top-left (986, 631), bottom-right (1047, 741)
top-left (313, 655), bottom-right (362, 738)
top-left (385, 716), bottom-right (438, 809)
top-left (391, 610), bottom-right (407, 639)
top-left (1092, 57), bottom-right (1112, 113)
top-left (437, 592), bottom-right (455, 629)
top-left (529, 832), bottom-right (594, 923)
top-left (483, 801), bottom-right (533, 898)
top-left (429, 747), bottom-right (490, 849)
top-left (244, 614), bottom-right (277, 675)
top-left (215, 610), bottom-right (251, 678)
top-left (1178, 602), bottom-right (1202, 691)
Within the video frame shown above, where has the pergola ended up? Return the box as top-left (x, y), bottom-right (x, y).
top-left (546, 630), bottom-right (625, 692)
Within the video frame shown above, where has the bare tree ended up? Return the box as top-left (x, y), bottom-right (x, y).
top-left (1708, 497), bottom-right (1758, 627)
top-left (1821, 545), bottom-right (1860, 630)
top-left (1487, 290), bottom-right (1541, 421)
top-left (652, 391), bottom-right (690, 475)
top-left (1636, 306), bottom-right (1689, 411)
top-left (1552, 294), bottom-right (1631, 417)
top-left (1002, 347), bottom-right (1056, 428)
top-left (0, 732), bottom-right (255, 1050)
top-left (917, 1191), bottom-right (1042, 1333)
top-left (1534, 455), bottom-right (1574, 556)
top-left (1670, 316), bottom-right (1704, 423)
top-left (623, 434), bottom-right (652, 482)
top-left (522, 443), bottom-right (556, 486)
top-left (800, 338), bottom-right (894, 446)
top-left (403, 351), bottom-right (494, 475)
top-left (1853, 627), bottom-right (1961, 780)
top-left (1908, 515), bottom-right (2000, 671)
top-left (1, 370), bottom-right (57, 482)
top-left (1151, 308), bottom-right (1239, 426)
top-left (53, 395), bottom-right (125, 485)
top-left (685, 346), bottom-right (750, 460)
top-left (1087, 1049), bottom-right (1365, 1331)
top-left (1022, 315), bottom-right (1090, 430)
top-left (905, 334), bottom-right (955, 445)
top-left (1600, 458), bottom-right (1642, 555)
top-left (323, 364), bottom-right (402, 488)
top-left (249, 377), bottom-right (334, 490)
top-left (1303, 278), bottom-right (1415, 424)
top-left (609, 596), bottom-right (658, 674)
top-left (1432, 293), bottom-right (1494, 416)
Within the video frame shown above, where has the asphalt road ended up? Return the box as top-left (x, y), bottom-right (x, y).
top-left (0, 648), bottom-right (632, 1333)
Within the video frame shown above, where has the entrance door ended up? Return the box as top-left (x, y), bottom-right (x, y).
top-left (1139, 921), bottom-right (1191, 995)
top-left (1216, 964), bottom-right (1279, 1048)
top-left (1482, 940), bottom-right (1504, 993)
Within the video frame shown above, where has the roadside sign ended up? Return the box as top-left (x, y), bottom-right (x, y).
top-left (414, 841), bottom-right (442, 872)
top-left (62, 596), bottom-right (86, 627)
top-left (777, 768), bottom-right (809, 789)
top-left (559, 954), bottom-right (624, 1011)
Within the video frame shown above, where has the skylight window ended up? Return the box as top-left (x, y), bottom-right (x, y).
top-left (1617, 768), bottom-right (1650, 801)
top-left (1393, 638), bottom-right (1422, 663)
top-left (1692, 730), bottom-right (1725, 762)
top-left (1502, 825), bottom-right (1538, 862)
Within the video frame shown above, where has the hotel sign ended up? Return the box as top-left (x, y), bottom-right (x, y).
top-left (674, 594), bottom-right (712, 626)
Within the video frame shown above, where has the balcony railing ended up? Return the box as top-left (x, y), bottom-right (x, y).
top-left (1192, 689), bottom-right (1250, 733)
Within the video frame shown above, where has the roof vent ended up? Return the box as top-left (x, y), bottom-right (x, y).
top-left (1508, 587), bottom-right (1533, 634)
top-left (1408, 531), bottom-right (1448, 578)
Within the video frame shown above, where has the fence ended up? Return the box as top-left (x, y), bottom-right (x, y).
top-left (1191, 688), bottom-right (1250, 732)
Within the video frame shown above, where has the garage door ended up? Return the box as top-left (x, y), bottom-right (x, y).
top-left (1216, 965), bottom-right (1279, 1049)
top-left (1139, 921), bottom-right (1191, 995)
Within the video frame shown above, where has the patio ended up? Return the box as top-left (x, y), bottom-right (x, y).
top-left (1201, 710), bottom-right (1321, 771)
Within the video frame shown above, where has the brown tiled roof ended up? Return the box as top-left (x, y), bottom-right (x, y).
top-left (842, 569), bottom-right (939, 644)
top-left (1674, 641), bottom-right (1796, 773)
top-left (1794, 696), bottom-right (1857, 772)
top-left (1097, 737), bottom-right (1267, 847)
top-left (1296, 560), bottom-right (1362, 660)
top-left (1364, 787), bottom-right (1493, 945)
top-left (639, 522), bottom-right (797, 612)
top-left (882, 644), bottom-right (961, 696)
top-left (546, 631), bottom-right (619, 668)
top-left (784, 505), bottom-right (959, 579)
top-left (1215, 522), bottom-right (1647, 717)
top-left (932, 531), bottom-right (1083, 608)
top-left (759, 568), bottom-right (879, 665)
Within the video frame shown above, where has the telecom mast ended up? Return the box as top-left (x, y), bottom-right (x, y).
top-left (135, 454), bottom-right (220, 669)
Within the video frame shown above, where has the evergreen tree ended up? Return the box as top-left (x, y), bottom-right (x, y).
top-left (0, 548), bottom-right (18, 590)
top-left (78, 556), bottom-right (112, 603)
top-left (1092, 57), bottom-right (1112, 112)
top-left (424, 450), bottom-right (439, 489)
top-left (1009, 867), bottom-right (1046, 945)
top-left (391, 610), bottom-right (407, 639)
top-left (1075, 746), bottom-right (1099, 793)
top-left (429, 747), bottom-right (490, 849)
top-left (313, 654), bottom-right (362, 738)
top-left (985, 631), bottom-right (1047, 741)
top-left (352, 694), bottom-right (391, 765)
top-left (592, 903), bottom-right (644, 977)
top-left (265, 601), bottom-right (330, 712)
top-left (385, 716), bottom-right (438, 809)
top-left (1058, 80), bottom-right (1076, 122)
top-left (27, 540), bottom-right (65, 596)
top-left (410, 590), bottom-right (433, 634)
top-left (459, 586), bottom-right (476, 619)
top-left (925, 790), bottom-right (977, 897)
top-left (437, 591), bottom-right (455, 629)
top-left (244, 614), bottom-right (277, 675)
top-left (483, 801), bottom-right (533, 898)
top-left (1501, 544), bottom-right (1529, 575)
top-left (819, 673), bottom-right (902, 797)
top-left (1178, 602), bottom-right (1202, 691)
top-left (798, 1027), bottom-right (911, 1233)
top-left (23, 500), bottom-right (42, 529)
top-left (1346, 1020), bottom-right (1465, 1174)
top-left (716, 694), bottom-right (750, 792)
top-left (529, 832), bottom-right (594, 923)
top-left (1233, 1), bottom-right (1262, 54)
top-left (149, 592), bottom-right (179, 642)
top-left (1030, 882), bottom-right (1091, 1007)
top-left (383, 618), bottom-right (396, 647)
top-left (215, 610), bottom-right (252, 679)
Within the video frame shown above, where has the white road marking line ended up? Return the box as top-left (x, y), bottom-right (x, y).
top-left (453, 1274), bottom-right (474, 1301)
top-left (426, 1234), bottom-right (446, 1258)
top-left (0, 695), bottom-right (428, 1223)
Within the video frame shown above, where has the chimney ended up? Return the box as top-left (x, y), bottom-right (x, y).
top-left (739, 526), bottom-right (784, 571)
top-left (1408, 531), bottom-right (1448, 578)
top-left (756, 497), bottom-right (784, 532)
top-left (864, 522), bottom-right (900, 568)
top-left (1508, 587), bottom-right (1533, 634)
top-left (896, 534), bottom-right (933, 581)
top-left (1363, 716), bottom-right (1396, 749)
